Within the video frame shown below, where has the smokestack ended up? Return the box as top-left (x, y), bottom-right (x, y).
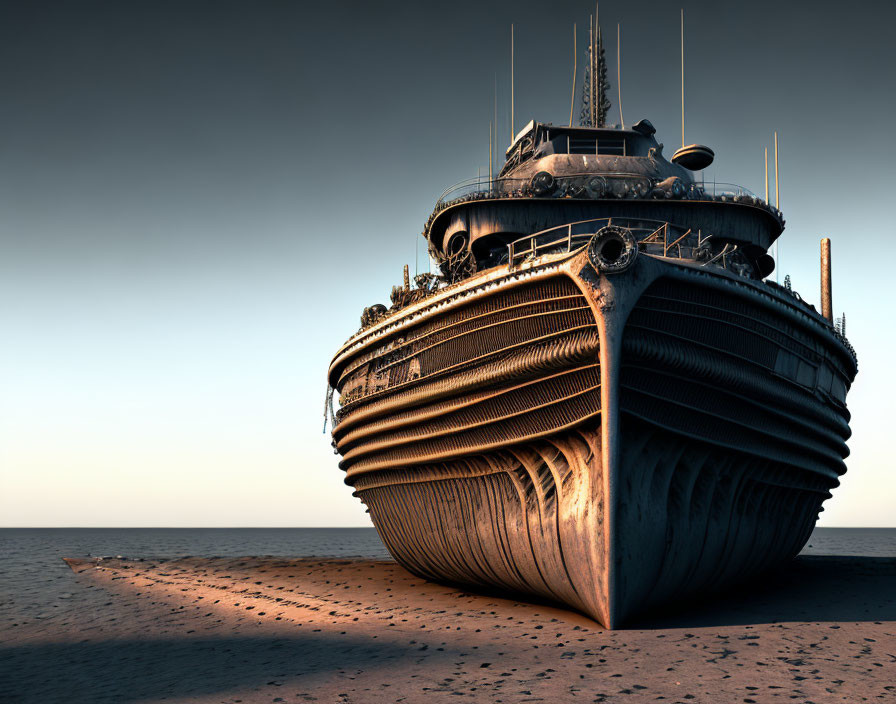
top-left (820, 238), bottom-right (832, 321)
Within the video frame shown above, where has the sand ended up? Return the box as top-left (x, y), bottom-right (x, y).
top-left (1, 555), bottom-right (894, 703)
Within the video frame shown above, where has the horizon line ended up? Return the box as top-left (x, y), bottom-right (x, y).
top-left (2, 525), bottom-right (893, 530)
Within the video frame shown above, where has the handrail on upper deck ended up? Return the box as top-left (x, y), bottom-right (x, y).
top-left (505, 216), bottom-right (711, 268)
top-left (434, 173), bottom-right (756, 213)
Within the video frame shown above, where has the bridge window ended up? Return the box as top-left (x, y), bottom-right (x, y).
top-left (566, 136), bottom-right (627, 155)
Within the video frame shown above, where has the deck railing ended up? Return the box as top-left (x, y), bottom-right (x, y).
top-left (506, 216), bottom-right (710, 268)
top-left (429, 173), bottom-right (762, 226)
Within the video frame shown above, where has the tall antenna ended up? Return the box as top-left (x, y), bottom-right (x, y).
top-left (489, 121), bottom-right (493, 188)
top-left (680, 9), bottom-right (685, 147)
top-left (617, 23), bottom-right (624, 129)
top-left (494, 73), bottom-right (498, 174)
top-left (774, 131), bottom-right (780, 208)
top-left (510, 24), bottom-right (515, 142)
top-left (774, 131), bottom-right (780, 283)
top-left (569, 23), bottom-right (577, 126)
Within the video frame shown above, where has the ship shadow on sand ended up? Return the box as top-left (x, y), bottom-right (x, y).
top-left (435, 554), bottom-right (896, 628)
top-left (626, 555), bottom-right (896, 629)
top-left (0, 632), bottom-right (471, 704)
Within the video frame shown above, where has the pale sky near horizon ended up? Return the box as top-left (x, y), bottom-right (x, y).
top-left (1, 0), bottom-right (893, 527)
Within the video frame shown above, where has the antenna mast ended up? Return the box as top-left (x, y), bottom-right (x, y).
top-left (578, 7), bottom-right (610, 127)
top-left (510, 24), bottom-right (515, 142)
top-left (494, 73), bottom-right (498, 175)
top-left (588, 16), bottom-right (594, 126)
top-left (592, 6), bottom-right (598, 127)
top-left (774, 131), bottom-right (780, 208)
top-left (774, 131), bottom-right (780, 281)
top-left (764, 147), bottom-right (769, 202)
top-left (569, 23), bottom-right (577, 126)
top-left (617, 23), bottom-right (624, 129)
top-left (680, 9), bottom-right (685, 147)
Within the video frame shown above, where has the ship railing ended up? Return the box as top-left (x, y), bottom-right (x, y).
top-left (430, 174), bottom-right (767, 229)
top-left (434, 175), bottom-right (526, 207)
top-left (694, 181), bottom-right (756, 198)
top-left (434, 172), bottom-right (653, 210)
top-left (506, 217), bottom-right (710, 268)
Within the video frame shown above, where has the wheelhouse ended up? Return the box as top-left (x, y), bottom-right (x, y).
top-left (500, 121), bottom-right (656, 176)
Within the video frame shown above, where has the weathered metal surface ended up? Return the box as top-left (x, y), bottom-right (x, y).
top-left (427, 196), bottom-right (784, 268)
top-left (328, 244), bottom-right (856, 627)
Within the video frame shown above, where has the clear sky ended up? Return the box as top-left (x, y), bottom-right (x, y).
top-left (1, 0), bottom-right (893, 526)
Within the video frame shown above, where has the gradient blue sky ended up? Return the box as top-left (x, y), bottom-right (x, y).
top-left (1, 0), bottom-right (893, 526)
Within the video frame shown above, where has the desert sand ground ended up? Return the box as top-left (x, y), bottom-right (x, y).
top-left (1, 555), bottom-right (894, 703)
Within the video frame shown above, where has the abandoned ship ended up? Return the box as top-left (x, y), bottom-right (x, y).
top-left (325, 19), bottom-right (858, 628)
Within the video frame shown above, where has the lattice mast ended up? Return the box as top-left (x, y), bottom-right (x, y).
top-left (579, 9), bottom-right (611, 127)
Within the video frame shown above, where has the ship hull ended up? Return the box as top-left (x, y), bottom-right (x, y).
top-left (328, 251), bottom-right (856, 627)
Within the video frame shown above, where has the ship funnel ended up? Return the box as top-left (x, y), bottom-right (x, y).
top-left (820, 238), bottom-right (832, 321)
